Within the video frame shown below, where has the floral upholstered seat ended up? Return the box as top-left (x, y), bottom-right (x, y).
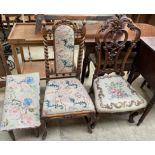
top-left (0, 73), bottom-right (40, 131)
top-left (93, 74), bottom-right (147, 113)
top-left (42, 78), bottom-right (95, 116)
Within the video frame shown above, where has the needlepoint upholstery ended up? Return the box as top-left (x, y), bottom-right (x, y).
top-left (54, 25), bottom-right (74, 74)
top-left (42, 78), bottom-right (95, 116)
top-left (0, 73), bottom-right (40, 131)
top-left (93, 74), bottom-right (147, 113)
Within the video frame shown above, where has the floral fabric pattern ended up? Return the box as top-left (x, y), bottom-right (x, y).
top-left (105, 81), bottom-right (130, 99)
top-left (42, 78), bottom-right (95, 116)
top-left (0, 73), bottom-right (40, 131)
top-left (93, 74), bottom-right (147, 113)
top-left (54, 25), bottom-right (74, 74)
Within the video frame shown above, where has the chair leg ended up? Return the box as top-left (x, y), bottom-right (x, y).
top-left (42, 119), bottom-right (48, 140)
top-left (85, 116), bottom-right (92, 133)
top-left (128, 111), bottom-right (139, 123)
top-left (34, 127), bottom-right (40, 137)
top-left (137, 95), bottom-right (155, 126)
top-left (85, 113), bottom-right (98, 133)
top-left (8, 130), bottom-right (15, 141)
top-left (90, 112), bottom-right (99, 129)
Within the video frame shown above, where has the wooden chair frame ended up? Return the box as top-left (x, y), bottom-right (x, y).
top-left (85, 15), bottom-right (140, 79)
top-left (90, 15), bottom-right (142, 125)
top-left (41, 20), bottom-right (96, 140)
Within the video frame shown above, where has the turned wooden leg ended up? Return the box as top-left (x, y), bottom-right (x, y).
top-left (85, 113), bottom-right (98, 132)
top-left (42, 119), bottom-right (48, 140)
top-left (8, 130), bottom-right (15, 141)
top-left (90, 113), bottom-right (97, 130)
top-left (128, 111), bottom-right (139, 123)
top-left (84, 116), bottom-right (93, 133)
top-left (90, 112), bottom-right (100, 129)
top-left (34, 127), bottom-right (40, 137)
top-left (137, 95), bottom-right (155, 126)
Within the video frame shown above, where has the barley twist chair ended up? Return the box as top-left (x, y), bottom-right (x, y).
top-left (41, 20), bottom-right (96, 140)
top-left (90, 15), bottom-right (147, 126)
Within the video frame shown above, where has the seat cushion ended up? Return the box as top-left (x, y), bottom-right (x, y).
top-left (93, 74), bottom-right (147, 113)
top-left (42, 78), bottom-right (95, 116)
top-left (0, 73), bottom-right (40, 131)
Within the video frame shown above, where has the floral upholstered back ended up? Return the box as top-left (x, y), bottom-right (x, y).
top-left (54, 25), bottom-right (74, 74)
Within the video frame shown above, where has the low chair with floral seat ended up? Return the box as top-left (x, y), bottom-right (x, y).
top-left (41, 20), bottom-right (96, 140)
top-left (0, 73), bottom-right (41, 140)
top-left (91, 15), bottom-right (147, 126)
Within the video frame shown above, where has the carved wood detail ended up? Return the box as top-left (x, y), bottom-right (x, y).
top-left (94, 15), bottom-right (141, 78)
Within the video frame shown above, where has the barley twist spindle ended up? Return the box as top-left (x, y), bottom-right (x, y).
top-left (42, 24), bottom-right (50, 81)
top-left (77, 23), bottom-right (86, 79)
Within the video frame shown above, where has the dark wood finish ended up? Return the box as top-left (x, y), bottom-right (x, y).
top-left (81, 23), bottom-right (155, 84)
top-left (128, 14), bottom-right (155, 26)
top-left (128, 37), bottom-right (155, 125)
top-left (8, 130), bottom-right (15, 141)
top-left (93, 15), bottom-right (140, 77)
top-left (137, 95), bottom-right (155, 126)
top-left (91, 15), bottom-right (142, 124)
top-left (34, 127), bottom-right (40, 137)
top-left (41, 20), bottom-right (95, 140)
top-left (81, 15), bottom-right (141, 83)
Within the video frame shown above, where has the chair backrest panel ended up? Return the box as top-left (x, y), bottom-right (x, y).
top-left (95, 15), bottom-right (141, 77)
top-left (54, 25), bottom-right (75, 74)
top-left (42, 20), bottom-right (86, 81)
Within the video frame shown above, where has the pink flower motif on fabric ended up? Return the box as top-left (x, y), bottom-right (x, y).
top-left (105, 81), bottom-right (130, 99)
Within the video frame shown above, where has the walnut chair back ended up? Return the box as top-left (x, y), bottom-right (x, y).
top-left (42, 20), bottom-right (86, 82)
top-left (94, 15), bottom-right (141, 78)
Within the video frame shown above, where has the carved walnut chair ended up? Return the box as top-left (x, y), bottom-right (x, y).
top-left (85, 15), bottom-right (137, 79)
top-left (90, 15), bottom-right (147, 126)
top-left (41, 20), bottom-right (96, 140)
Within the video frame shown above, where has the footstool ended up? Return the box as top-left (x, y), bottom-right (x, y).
top-left (0, 73), bottom-right (41, 140)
